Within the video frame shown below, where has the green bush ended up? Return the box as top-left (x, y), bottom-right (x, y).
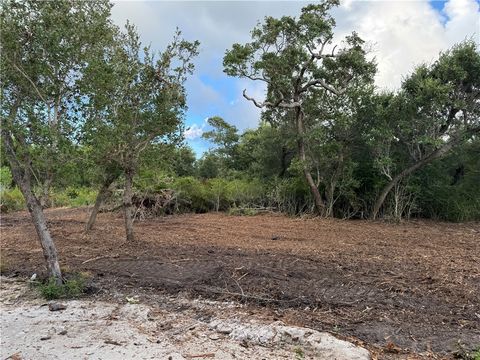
top-left (51, 187), bottom-right (98, 208)
top-left (38, 274), bottom-right (87, 300)
top-left (0, 187), bottom-right (25, 212)
top-left (173, 177), bottom-right (211, 213)
top-left (0, 167), bottom-right (13, 190)
top-left (267, 177), bottom-right (313, 215)
top-left (170, 177), bottom-right (266, 213)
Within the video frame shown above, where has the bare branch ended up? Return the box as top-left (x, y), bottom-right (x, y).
top-left (301, 78), bottom-right (346, 95)
top-left (9, 60), bottom-right (47, 103)
top-left (242, 89), bottom-right (301, 109)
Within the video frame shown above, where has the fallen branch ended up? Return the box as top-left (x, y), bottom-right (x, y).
top-left (104, 339), bottom-right (122, 346)
top-left (82, 256), bottom-right (110, 264)
top-left (185, 353), bottom-right (215, 359)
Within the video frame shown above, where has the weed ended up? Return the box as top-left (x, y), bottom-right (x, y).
top-left (37, 274), bottom-right (87, 300)
top-left (0, 257), bottom-right (9, 274)
top-left (454, 342), bottom-right (480, 360)
top-left (294, 346), bottom-right (305, 360)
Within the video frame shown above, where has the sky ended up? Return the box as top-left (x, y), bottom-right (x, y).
top-left (110, 0), bottom-right (480, 156)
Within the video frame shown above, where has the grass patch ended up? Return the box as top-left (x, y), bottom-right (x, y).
top-left (0, 257), bottom-right (10, 274)
top-left (37, 274), bottom-right (88, 300)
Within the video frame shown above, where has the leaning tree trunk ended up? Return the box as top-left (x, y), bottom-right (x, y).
top-left (39, 176), bottom-right (52, 208)
top-left (1, 129), bottom-right (62, 284)
top-left (123, 169), bottom-right (135, 241)
top-left (295, 107), bottom-right (326, 215)
top-left (24, 188), bottom-right (63, 283)
top-left (85, 174), bottom-right (117, 231)
top-left (371, 140), bottom-right (457, 219)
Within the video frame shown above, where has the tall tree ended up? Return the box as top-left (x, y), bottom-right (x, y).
top-left (370, 41), bottom-right (480, 219)
top-left (83, 24), bottom-right (199, 241)
top-left (0, 0), bottom-right (112, 283)
top-left (223, 0), bottom-right (375, 215)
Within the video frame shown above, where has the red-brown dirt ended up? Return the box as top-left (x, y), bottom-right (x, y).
top-left (1, 207), bottom-right (479, 358)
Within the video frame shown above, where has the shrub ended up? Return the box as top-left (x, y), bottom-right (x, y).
top-left (267, 177), bottom-right (313, 215)
top-left (38, 274), bottom-right (87, 300)
top-left (0, 166), bottom-right (13, 190)
top-left (0, 187), bottom-right (25, 212)
top-left (173, 177), bottom-right (211, 213)
top-left (51, 187), bottom-right (98, 208)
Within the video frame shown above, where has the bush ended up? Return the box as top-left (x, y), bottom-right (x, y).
top-left (0, 187), bottom-right (25, 212)
top-left (267, 177), bottom-right (314, 215)
top-left (173, 177), bottom-right (211, 213)
top-left (51, 187), bottom-right (98, 208)
top-left (0, 166), bottom-right (13, 190)
top-left (38, 274), bottom-right (87, 300)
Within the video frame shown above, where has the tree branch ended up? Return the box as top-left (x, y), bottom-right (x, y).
top-left (300, 78), bottom-right (346, 95)
top-left (242, 89), bottom-right (301, 109)
top-left (9, 59), bottom-right (47, 103)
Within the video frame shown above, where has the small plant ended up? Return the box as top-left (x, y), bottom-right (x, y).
top-left (453, 342), bottom-right (480, 360)
top-left (294, 346), bottom-right (305, 360)
top-left (38, 274), bottom-right (87, 300)
top-left (0, 257), bottom-right (9, 274)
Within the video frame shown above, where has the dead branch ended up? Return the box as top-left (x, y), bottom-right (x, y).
top-left (242, 89), bottom-right (301, 109)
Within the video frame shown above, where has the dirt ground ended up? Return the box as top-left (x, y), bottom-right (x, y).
top-left (1, 207), bottom-right (479, 358)
top-left (2, 277), bottom-right (372, 360)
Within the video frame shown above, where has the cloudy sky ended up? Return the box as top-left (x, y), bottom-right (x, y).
top-left (111, 0), bottom-right (480, 156)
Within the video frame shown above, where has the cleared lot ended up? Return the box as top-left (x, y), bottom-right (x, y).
top-left (1, 208), bottom-right (479, 357)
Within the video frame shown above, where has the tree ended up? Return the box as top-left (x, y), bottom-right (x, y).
top-left (370, 41), bottom-right (480, 219)
top-left (1, 0), bottom-right (112, 283)
top-left (202, 116), bottom-right (239, 166)
top-left (197, 152), bottom-right (221, 179)
top-left (223, 0), bottom-right (375, 215)
top-left (84, 24), bottom-right (199, 241)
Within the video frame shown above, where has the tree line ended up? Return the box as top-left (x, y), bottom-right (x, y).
top-left (1, 0), bottom-right (479, 283)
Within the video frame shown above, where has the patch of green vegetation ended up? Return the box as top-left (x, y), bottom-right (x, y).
top-left (454, 343), bottom-right (480, 360)
top-left (474, 349), bottom-right (480, 360)
top-left (37, 274), bottom-right (87, 300)
top-left (0, 257), bottom-right (10, 274)
top-left (0, 187), bottom-right (25, 212)
top-left (294, 346), bottom-right (305, 360)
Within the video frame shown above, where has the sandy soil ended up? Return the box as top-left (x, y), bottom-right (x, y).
top-left (1, 207), bottom-right (479, 358)
top-left (1, 277), bottom-right (369, 360)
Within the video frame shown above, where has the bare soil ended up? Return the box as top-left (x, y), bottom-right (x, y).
top-left (1, 207), bottom-right (479, 358)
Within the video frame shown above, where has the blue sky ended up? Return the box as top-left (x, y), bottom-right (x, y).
top-left (111, 0), bottom-right (479, 157)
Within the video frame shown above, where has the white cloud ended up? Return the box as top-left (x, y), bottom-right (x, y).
top-left (333, 0), bottom-right (479, 90)
top-left (110, 0), bottom-right (480, 136)
top-left (184, 123), bottom-right (204, 140)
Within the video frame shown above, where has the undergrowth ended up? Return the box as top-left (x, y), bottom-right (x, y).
top-left (36, 274), bottom-right (88, 300)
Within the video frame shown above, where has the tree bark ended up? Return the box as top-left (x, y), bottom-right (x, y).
top-left (371, 140), bottom-right (457, 219)
top-left (39, 176), bottom-right (52, 208)
top-left (85, 173), bottom-right (117, 231)
top-left (24, 186), bottom-right (63, 283)
top-left (123, 169), bottom-right (135, 241)
top-left (295, 107), bottom-right (326, 215)
top-left (1, 127), bottom-right (62, 284)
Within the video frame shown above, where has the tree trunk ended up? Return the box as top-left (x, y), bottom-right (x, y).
top-left (39, 176), bottom-right (52, 208)
top-left (371, 140), bottom-right (457, 219)
top-left (85, 174), bottom-right (116, 231)
top-left (295, 107), bottom-right (326, 215)
top-left (123, 169), bottom-right (135, 241)
top-left (1, 128), bottom-right (62, 284)
top-left (24, 187), bottom-right (63, 283)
